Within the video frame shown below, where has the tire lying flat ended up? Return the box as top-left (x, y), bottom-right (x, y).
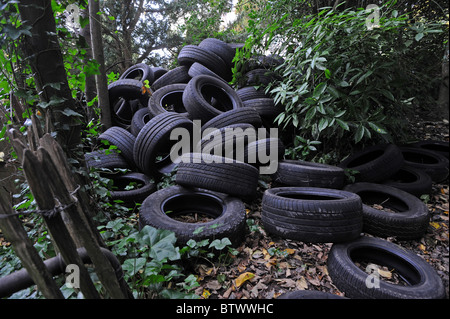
top-left (272, 159), bottom-right (345, 189)
top-left (327, 236), bottom-right (446, 299)
top-left (344, 182), bottom-right (430, 240)
top-left (139, 185), bottom-right (246, 246)
top-left (261, 187), bottom-right (363, 243)
top-left (338, 144), bottom-right (404, 182)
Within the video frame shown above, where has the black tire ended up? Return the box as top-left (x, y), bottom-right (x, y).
top-left (119, 63), bottom-right (155, 85)
top-left (399, 146), bottom-right (449, 182)
top-left (182, 75), bottom-right (244, 123)
top-left (84, 149), bottom-right (130, 170)
top-left (175, 153), bottom-right (259, 200)
top-left (148, 84), bottom-right (190, 118)
top-left (338, 144), bottom-right (404, 183)
top-left (151, 66), bottom-right (191, 91)
top-left (380, 165), bottom-right (432, 197)
top-left (261, 187), bottom-right (363, 243)
top-left (188, 62), bottom-right (224, 82)
top-left (197, 124), bottom-right (255, 160)
top-left (243, 98), bottom-right (282, 119)
top-left (327, 236), bottom-right (446, 299)
top-left (178, 45), bottom-right (230, 81)
top-left (236, 86), bottom-right (269, 101)
top-left (409, 140), bottom-right (449, 159)
top-left (133, 112), bottom-right (194, 176)
top-left (131, 108), bottom-right (153, 137)
top-left (98, 126), bottom-right (136, 167)
top-left (201, 108), bottom-right (262, 132)
top-left (277, 290), bottom-right (346, 299)
top-left (243, 137), bottom-right (285, 166)
top-left (273, 159), bottom-right (345, 189)
top-left (139, 185), bottom-right (247, 246)
top-left (109, 172), bottom-right (156, 206)
top-left (242, 68), bottom-right (280, 87)
top-left (344, 182), bottom-right (430, 239)
top-left (151, 67), bottom-right (168, 81)
top-left (108, 79), bottom-right (151, 127)
top-left (198, 38), bottom-right (236, 69)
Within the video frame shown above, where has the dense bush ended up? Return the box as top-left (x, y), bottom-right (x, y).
top-left (233, 0), bottom-right (446, 162)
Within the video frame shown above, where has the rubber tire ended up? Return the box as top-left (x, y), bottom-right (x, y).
top-left (236, 86), bottom-right (269, 101)
top-left (261, 187), bottom-right (363, 243)
top-left (183, 75), bottom-right (244, 123)
top-left (148, 84), bottom-right (190, 118)
top-left (151, 66), bottom-right (191, 91)
top-left (344, 182), bottom-right (430, 239)
top-left (327, 236), bottom-right (446, 299)
top-left (380, 165), bottom-right (432, 197)
top-left (409, 140), bottom-right (449, 159)
top-left (139, 185), bottom-right (246, 246)
top-left (175, 153), bottom-right (259, 200)
top-left (188, 62), bottom-right (225, 82)
top-left (133, 112), bottom-right (193, 177)
top-left (243, 138), bottom-right (285, 166)
top-left (338, 144), bottom-right (404, 183)
top-left (98, 126), bottom-right (136, 167)
top-left (131, 108), bottom-right (153, 137)
top-left (108, 79), bottom-right (151, 127)
top-left (178, 45), bottom-right (230, 81)
top-left (201, 108), bottom-right (262, 132)
top-left (84, 149), bottom-right (130, 170)
top-left (243, 98), bottom-right (282, 119)
top-left (399, 146), bottom-right (449, 182)
top-left (119, 63), bottom-right (155, 85)
top-left (109, 172), bottom-right (156, 207)
top-left (198, 123), bottom-right (255, 160)
top-left (198, 38), bottom-right (236, 69)
top-left (272, 159), bottom-right (345, 189)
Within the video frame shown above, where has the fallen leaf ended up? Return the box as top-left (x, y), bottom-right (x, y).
top-left (377, 268), bottom-right (392, 279)
top-left (284, 248), bottom-right (295, 255)
top-left (430, 222), bottom-right (441, 229)
top-left (296, 276), bottom-right (308, 290)
top-left (202, 289), bottom-right (211, 299)
top-left (235, 272), bottom-right (255, 288)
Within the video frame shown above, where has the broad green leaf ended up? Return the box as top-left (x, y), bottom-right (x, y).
top-left (354, 124), bottom-right (365, 143)
top-left (137, 225), bottom-right (180, 262)
top-left (313, 82), bottom-right (327, 98)
top-left (368, 122), bottom-right (387, 134)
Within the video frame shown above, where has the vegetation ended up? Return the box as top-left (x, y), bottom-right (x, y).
top-left (0, 0), bottom-right (448, 299)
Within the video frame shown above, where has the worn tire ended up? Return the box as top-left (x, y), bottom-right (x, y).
top-left (98, 126), bottom-right (136, 167)
top-left (338, 144), bottom-right (404, 183)
top-left (201, 108), bottom-right (262, 132)
top-left (139, 185), bottom-right (246, 246)
top-left (409, 140), bottom-right (449, 159)
top-left (133, 112), bottom-right (193, 176)
top-left (175, 153), bottom-right (259, 200)
top-left (277, 290), bottom-right (346, 299)
top-left (327, 236), bottom-right (446, 299)
top-left (380, 165), bottom-right (432, 197)
top-left (178, 45), bottom-right (230, 81)
top-left (109, 172), bottom-right (156, 206)
top-left (273, 159), bottom-right (345, 189)
top-left (242, 98), bottom-right (282, 119)
top-left (131, 108), bottom-right (153, 137)
top-left (183, 75), bottom-right (243, 123)
top-left (344, 182), bottom-right (430, 239)
top-left (198, 38), bottom-right (236, 69)
top-left (148, 84), bottom-right (190, 118)
top-left (84, 149), bottom-right (130, 170)
top-left (399, 146), bottom-right (449, 182)
top-left (261, 187), bottom-right (363, 243)
top-left (119, 63), bottom-right (155, 84)
top-left (151, 66), bottom-right (191, 91)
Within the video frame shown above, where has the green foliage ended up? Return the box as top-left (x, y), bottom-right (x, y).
top-left (234, 0), bottom-right (446, 161)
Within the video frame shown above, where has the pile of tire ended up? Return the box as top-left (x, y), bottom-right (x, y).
top-left (84, 37), bottom-right (448, 299)
top-left (84, 38), bottom-right (285, 247)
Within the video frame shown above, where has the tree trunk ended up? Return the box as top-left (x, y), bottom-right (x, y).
top-left (438, 42), bottom-right (449, 121)
top-left (89, 0), bottom-right (112, 129)
top-left (80, 7), bottom-right (98, 122)
top-left (17, 0), bottom-right (82, 149)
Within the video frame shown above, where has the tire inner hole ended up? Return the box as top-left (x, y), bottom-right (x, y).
top-left (162, 193), bottom-right (223, 223)
top-left (358, 190), bottom-right (408, 213)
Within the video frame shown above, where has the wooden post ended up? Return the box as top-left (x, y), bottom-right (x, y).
top-left (0, 185), bottom-right (64, 299)
top-left (22, 149), bottom-right (101, 299)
